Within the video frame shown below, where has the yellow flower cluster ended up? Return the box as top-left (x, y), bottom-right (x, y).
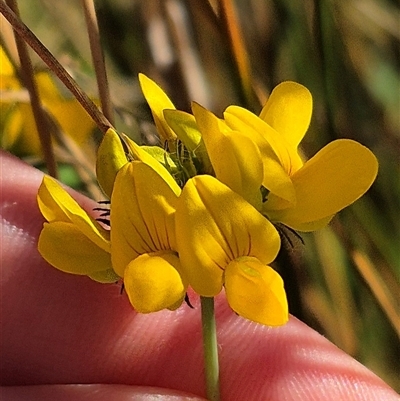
top-left (37, 74), bottom-right (378, 326)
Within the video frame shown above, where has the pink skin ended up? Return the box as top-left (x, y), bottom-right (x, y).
top-left (0, 150), bottom-right (398, 401)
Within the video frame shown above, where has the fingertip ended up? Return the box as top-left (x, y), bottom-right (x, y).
top-left (0, 384), bottom-right (206, 401)
top-left (207, 300), bottom-right (400, 401)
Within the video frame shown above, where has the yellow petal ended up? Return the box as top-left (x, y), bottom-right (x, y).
top-left (191, 102), bottom-right (263, 207)
top-left (192, 101), bottom-right (230, 138)
top-left (38, 221), bottom-right (112, 275)
top-left (138, 73), bottom-right (177, 141)
top-left (35, 72), bottom-right (63, 102)
top-left (121, 133), bottom-right (181, 195)
top-left (225, 256), bottom-right (288, 326)
top-left (216, 131), bottom-right (264, 209)
top-left (224, 106), bottom-right (296, 203)
top-left (259, 81), bottom-right (312, 150)
top-left (225, 106), bottom-right (292, 171)
top-left (37, 176), bottom-right (72, 223)
top-left (124, 251), bottom-right (186, 313)
top-left (4, 103), bottom-right (42, 155)
top-left (96, 128), bottom-right (128, 198)
top-left (0, 104), bottom-right (25, 151)
top-left (266, 139), bottom-right (379, 230)
top-left (37, 176), bottom-right (110, 252)
top-left (50, 100), bottom-right (96, 145)
top-left (0, 46), bottom-right (16, 78)
top-left (175, 175), bottom-right (281, 296)
top-left (111, 161), bottom-right (179, 277)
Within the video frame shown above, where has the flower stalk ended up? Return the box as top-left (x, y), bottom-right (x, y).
top-left (201, 296), bottom-right (220, 401)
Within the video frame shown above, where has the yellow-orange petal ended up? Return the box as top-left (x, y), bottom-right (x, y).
top-left (225, 256), bottom-right (288, 326)
top-left (124, 251), bottom-right (186, 313)
top-left (111, 161), bottom-right (179, 277)
top-left (96, 128), bottom-right (128, 198)
top-left (259, 81), bottom-right (312, 150)
top-left (266, 139), bottom-right (379, 230)
top-left (38, 221), bottom-right (111, 275)
top-left (138, 73), bottom-right (177, 141)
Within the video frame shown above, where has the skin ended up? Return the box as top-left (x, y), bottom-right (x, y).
top-left (0, 150), bottom-right (398, 401)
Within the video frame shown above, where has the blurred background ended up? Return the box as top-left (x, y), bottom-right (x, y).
top-left (1, 0), bottom-right (399, 391)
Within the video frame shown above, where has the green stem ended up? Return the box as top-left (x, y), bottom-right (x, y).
top-left (200, 296), bottom-right (220, 401)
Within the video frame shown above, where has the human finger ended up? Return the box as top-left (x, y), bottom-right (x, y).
top-left (1, 150), bottom-right (398, 401)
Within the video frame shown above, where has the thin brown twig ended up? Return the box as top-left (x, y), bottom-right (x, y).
top-left (0, 0), bottom-right (113, 134)
top-left (5, 0), bottom-right (57, 177)
top-left (80, 0), bottom-right (114, 125)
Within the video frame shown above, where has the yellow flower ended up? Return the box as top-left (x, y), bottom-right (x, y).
top-left (37, 126), bottom-right (188, 308)
top-left (37, 175), bottom-right (118, 283)
top-left (0, 47), bottom-right (96, 156)
top-left (110, 160), bottom-right (188, 313)
top-left (175, 174), bottom-right (287, 326)
top-left (96, 128), bottom-right (188, 312)
top-left (224, 82), bottom-right (379, 231)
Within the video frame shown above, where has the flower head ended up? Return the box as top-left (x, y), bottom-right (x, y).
top-left (96, 127), bottom-right (188, 312)
top-left (224, 82), bottom-right (379, 231)
top-left (111, 160), bottom-right (188, 313)
top-left (37, 175), bottom-right (118, 283)
top-left (175, 175), bottom-right (287, 326)
top-left (36, 73), bottom-right (377, 329)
